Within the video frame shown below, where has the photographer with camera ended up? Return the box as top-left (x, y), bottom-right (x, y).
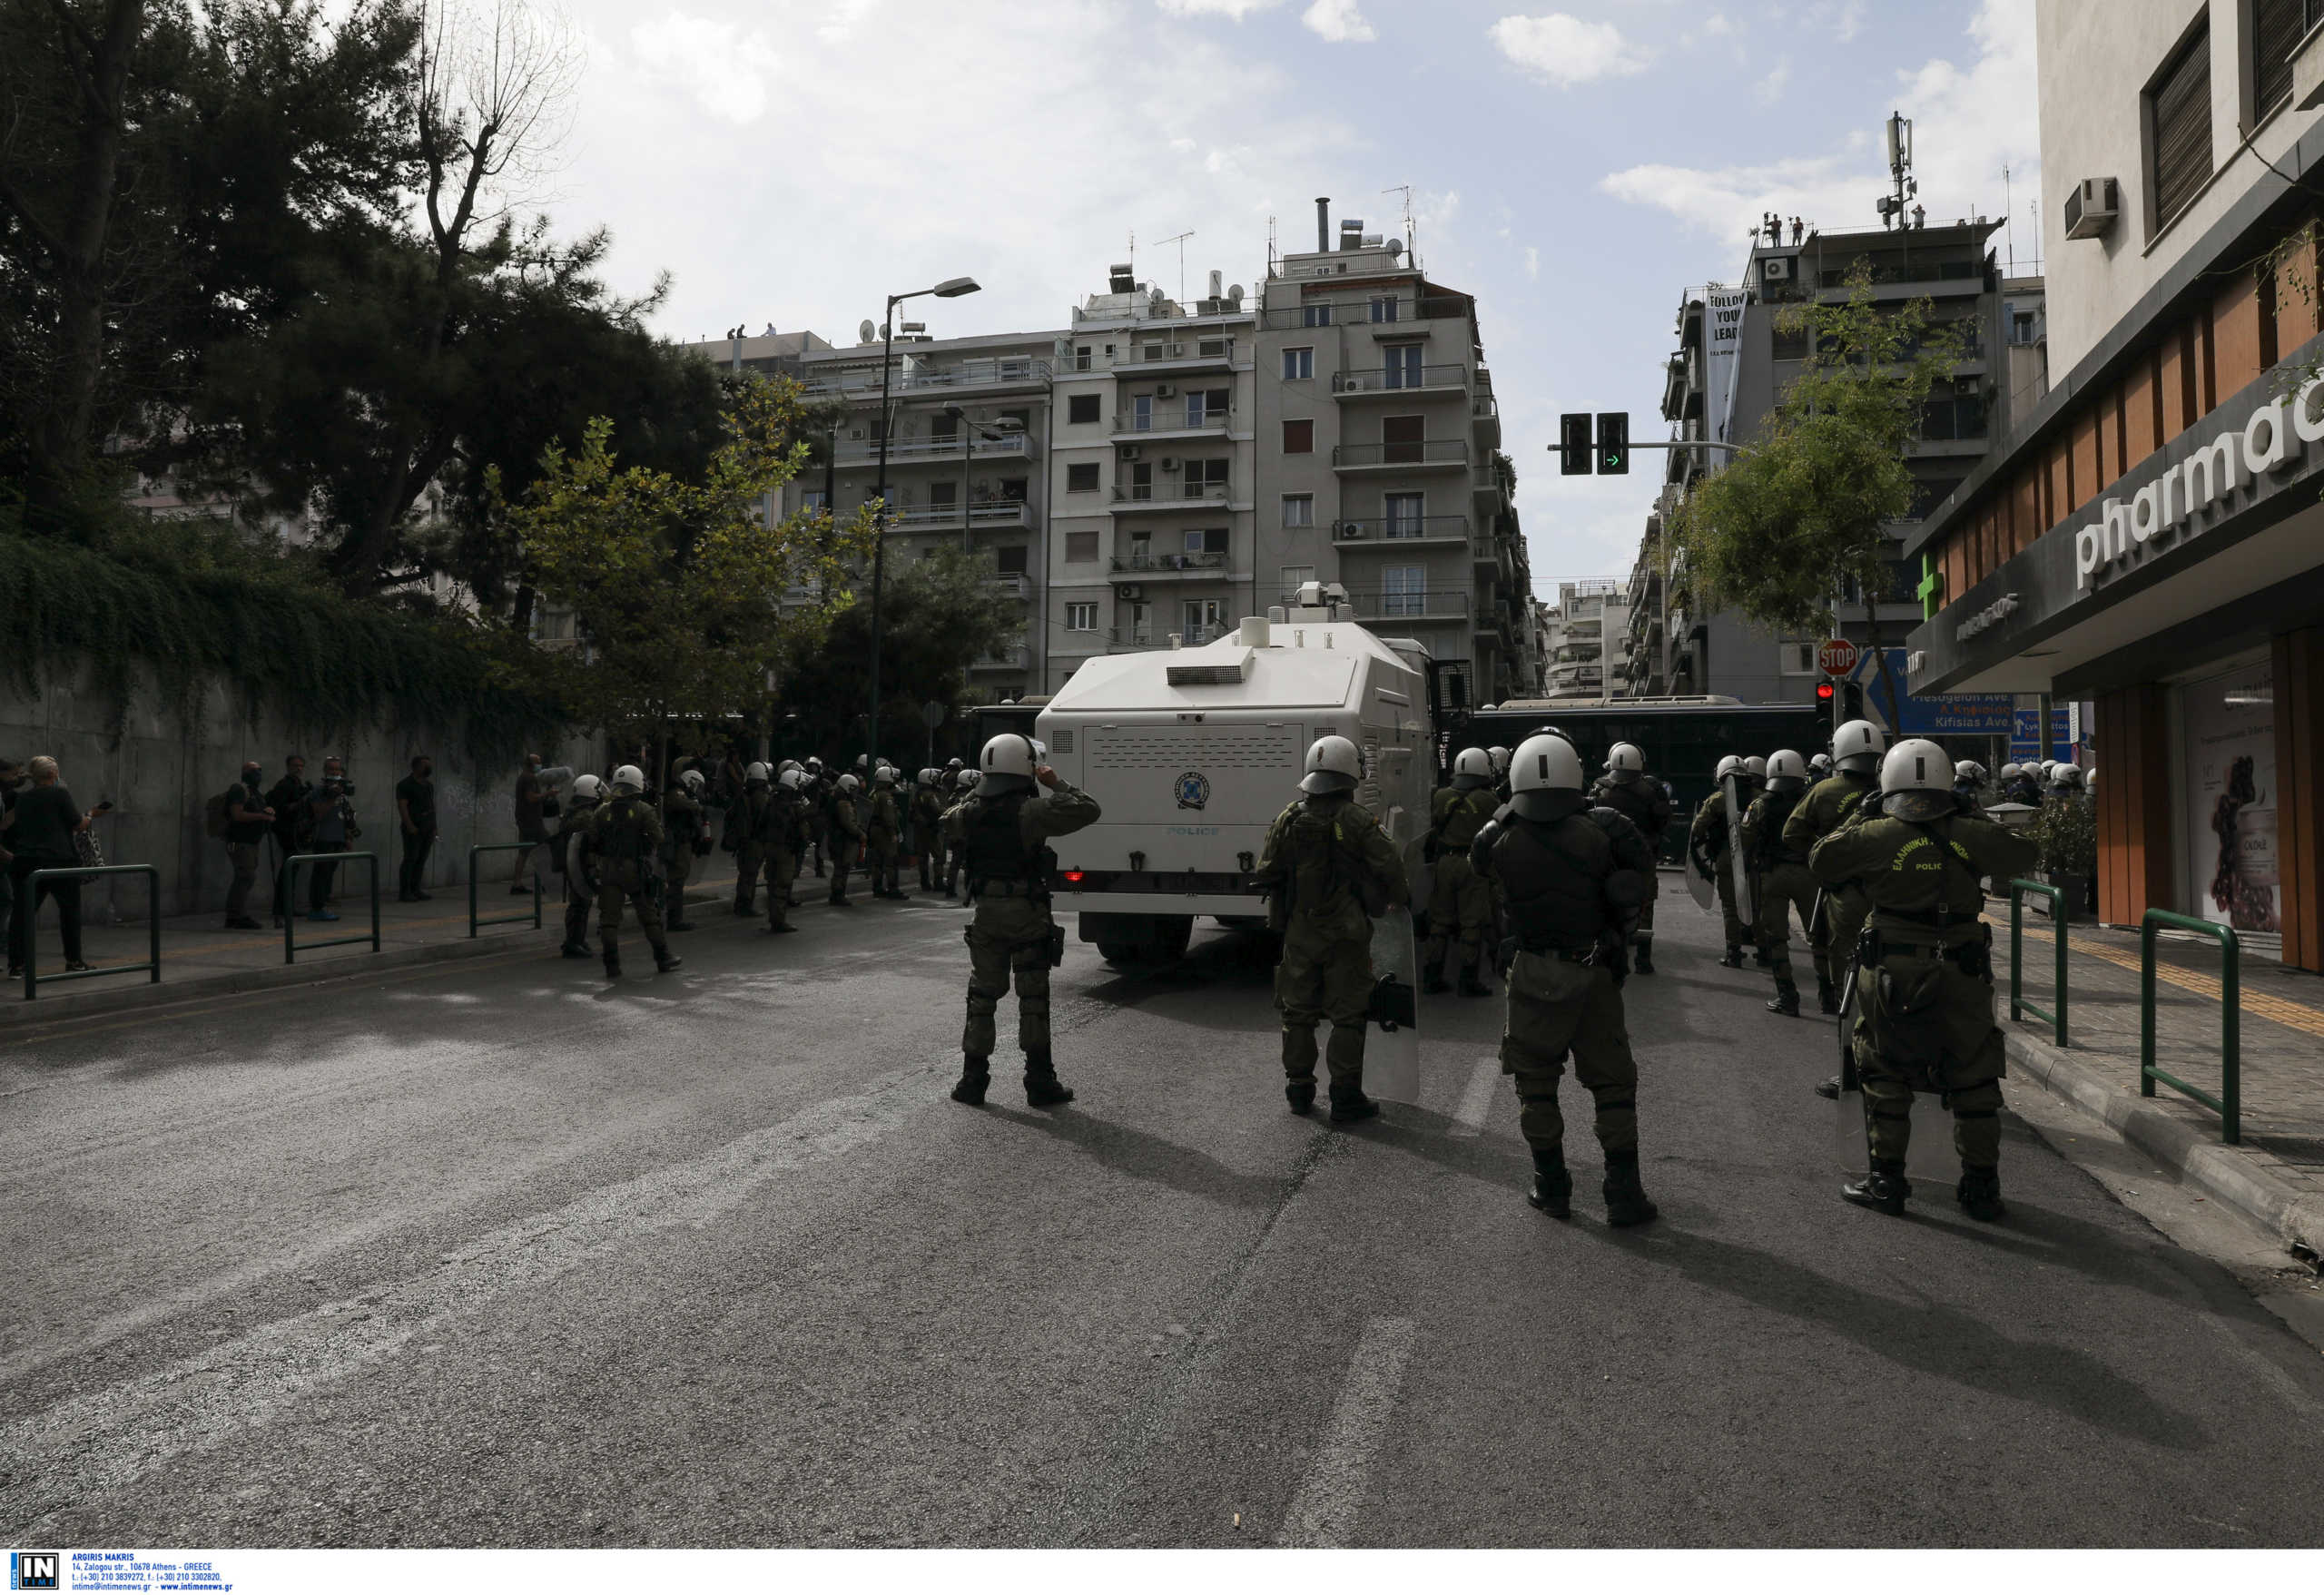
top-left (301, 758), bottom-right (358, 921)
top-left (5, 755), bottom-right (107, 977)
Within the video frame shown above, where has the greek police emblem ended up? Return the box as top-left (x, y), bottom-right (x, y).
top-left (1174, 772), bottom-right (1211, 811)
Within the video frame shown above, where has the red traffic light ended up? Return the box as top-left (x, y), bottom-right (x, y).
top-left (1816, 682), bottom-right (1835, 702)
top-left (1064, 870), bottom-right (1086, 883)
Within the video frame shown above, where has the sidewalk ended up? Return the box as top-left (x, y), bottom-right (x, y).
top-left (7, 859), bottom-right (745, 1022)
top-left (1991, 898), bottom-right (2324, 1259)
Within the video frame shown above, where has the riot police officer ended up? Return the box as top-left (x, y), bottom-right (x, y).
top-left (1953, 760), bottom-right (1989, 807)
top-left (1472, 734), bottom-right (1658, 1226)
top-left (555, 773), bottom-right (604, 959)
top-left (1689, 753), bottom-right (1758, 967)
top-left (586, 766), bottom-right (681, 979)
top-left (1423, 748), bottom-right (1500, 997)
top-left (912, 769), bottom-right (946, 891)
top-left (761, 768), bottom-right (810, 933)
top-left (867, 766), bottom-right (904, 898)
top-left (827, 773), bottom-right (866, 905)
top-left (1790, 718), bottom-right (1886, 1082)
top-left (1740, 750), bottom-right (1818, 1016)
top-left (944, 734), bottom-right (1100, 1108)
top-left (1588, 742), bottom-right (1674, 974)
top-left (1812, 739), bottom-right (2037, 1220)
top-left (1254, 735), bottom-right (1411, 1122)
top-left (733, 763), bottom-right (773, 916)
top-left (660, 767), bottom-right (707, 930)
top-left (941, 768), bottom-right (980, 900)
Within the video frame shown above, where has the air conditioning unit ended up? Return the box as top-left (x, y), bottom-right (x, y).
top-left (1339, 521), bottom-right (1366, 539)
top-left (1116, 584), bottom-right (1144, 601)
top-left (1121, 445), bottom-right (1143, 460)
top-left (1156, 383), bottom-right (1177, 398)
top-left (1160, 457), bottom-right (1180, 471)
top-left (2063, 177), bottom-right (2119, 241)
top-left (1761, 255), bottom-right (1792, 283)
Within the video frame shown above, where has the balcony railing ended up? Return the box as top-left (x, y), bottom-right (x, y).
top-left (832, 433), bottom-right (1029, 467)
top-left (1332, 439), bottom-right (1471, 469)
top-left (800, 357), bottom-right (1052, 398)
top-left (1119, 339), bottom-right (1239, 369)
top-left (1106, 624), bottom-right (1230, 650)
top-left (1284, 588), bottom-right (1469, 620)
top-left (1332, 514), bottom-right (1470, 543)
top-left (1332, 365), bottom-right (1471, 396)
top-left (1110, 551), bottom-right (1228, 575)
top-left (883, 500), bottom-right (1029, 529)
top-left (1113, 405), bottom-right (1234, 435)
top-left (1111, 481), bottom-right (1234, 506)
top-left (1258, 294), bottom-right (1473, 330)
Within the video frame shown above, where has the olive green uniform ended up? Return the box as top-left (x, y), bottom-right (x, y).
top-left (1688, 789), bottom-right (1751, 949)
top-left (1587, 771), bottom-right (1672, 956)
top-left (912, 785), bottom-right (946, 889)
top-left (827, 791), bottom-right (866, 902)
top-left (759, 789), bottom-right (807, 930)
top-left (586, 793), bottom-right (673, 969)
top-left (733, 785), bottom-right (771, 912)
top-left (1256, 793), bottom-right (1410, 1101)
top-left (1784, 769), bottom-right (1878, 999)
top-left (867, 788), bottom-right (901, 896)
top-left (1741, 785), bottom-right (1818, 1006)
top-left (1423, 783), bottom-right (1499, 983)
top-left (555, 798), bottom-right (601, 952)
top-left (943, 779), bottom-right (1102, 1061)
top-left (660, 785), bottom-right (704, 926)
top-left (1812, 801), bottom-right (2037, 1177)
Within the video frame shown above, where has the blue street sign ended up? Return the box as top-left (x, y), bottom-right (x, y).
top-left (1852, 649), bottom-right (2016, 737)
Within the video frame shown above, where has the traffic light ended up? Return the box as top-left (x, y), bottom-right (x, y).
top-left (1559, 414), bottom-right (1592, 475)
top-left (1842, 682), bottom-right (1865, 723)
top-left (1596, 412), bottom-right (1630, 475)
top-left (1816, 682), bottom-right (1835, 705)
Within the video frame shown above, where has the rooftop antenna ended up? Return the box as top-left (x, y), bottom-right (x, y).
top-left (1157, 229), bottom-right (1196, 304)
top-left (1267, 212), bottom-right (1278, 279)
top-left (1874, 110), bottom-right (1917, 231)
top-left (1384, 182), bottom-right (1418, 269)
top-left (2003, 162), bottom-right (2014, 276)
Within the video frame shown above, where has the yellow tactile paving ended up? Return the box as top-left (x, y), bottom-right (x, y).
top-left (1991, 916), bottom-right (2324, 1041)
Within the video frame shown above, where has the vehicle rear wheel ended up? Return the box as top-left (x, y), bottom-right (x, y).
top-left (1150, 914), bottom-right (1195, 963)
top-left (1097, 940), bottom-right (1144, 967)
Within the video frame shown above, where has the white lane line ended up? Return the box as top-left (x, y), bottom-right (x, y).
top-left (1276, 1315), bottom-right (1417, 1548)
top-left (0, 1060), bottom-right (936, 1536)
top-left (1448, 1058), bottom-right (1501, 1137)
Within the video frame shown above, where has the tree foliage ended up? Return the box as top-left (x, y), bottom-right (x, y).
top-left (497, 377), bottom-right (876, 753)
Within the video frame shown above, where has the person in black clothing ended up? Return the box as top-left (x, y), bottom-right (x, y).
top-left (222, 761), bottom-right (275, 929)
top-left (0, 758), bottom-right (22, 961)
top-left (1586, 742), bottom-right (1675, 975)
top-left (396, 754), bottom-right (438, 901)
top-left (5, 755), bottom-right (103, 976)
top-left (264, 754), bottom-right (311, 927)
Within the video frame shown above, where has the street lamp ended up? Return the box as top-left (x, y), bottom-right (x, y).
top-left (869, 275), bottom-right (980, 774)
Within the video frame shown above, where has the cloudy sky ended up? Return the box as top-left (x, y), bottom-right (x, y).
top-left (533, 0), bottom-right (2040, 596)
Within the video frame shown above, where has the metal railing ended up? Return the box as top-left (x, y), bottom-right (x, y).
top-left (831, 434), bottom-right (1030, 466)
top-left (1332, 365), bottom-right (1472, 395)
top-left (1111, 551), bottom-right (1227, 574)
top-left (281, 852), bottom-right (380, 964)
top-left (1113, 406), bottom-right (1233, 434)
top-left (2006, 877), bottom-right (2068, 1046)
top-left (1332, 439), bottom-right (1471, 468)
top-left (20, 864), bottom-right (160, 1000)
top-left (1333, 514), bottom-right (1469, 542)
top-left (1258, 295), bottom-right (1472, 330)
top-left (2141, 910), bottom-right (2241, 1144)
top-left (798, 357), bottom-right (1051, 398)
top-left (469, 843), bottom-right (545, 939)
top-left (884, 501), bottom-right (1029, 529)
top-left (1124, 339), bottom-right (1237, 366)
top-left (1301, 588), bottom-right (1470, 620)
top-left (1112, 481), bottom-right (1233, 505)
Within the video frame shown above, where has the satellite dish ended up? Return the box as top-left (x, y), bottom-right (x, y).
top-left (1227, 284), bottom-right (1244, 300)
top-left (859, 319), bottom-right (878, 344)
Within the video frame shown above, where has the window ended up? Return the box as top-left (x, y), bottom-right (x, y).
top-left (1189, 387), bottom-right (1228, 426)
top-left (1302, 301), bottom-right (1334, 327)
top-left (1133, 393), bottom-right (1155, 431)
top-left (801, 489), bottom-right (829, 512)
top-left (1282, 347), bottom-right (1314, 380)
top-left (1065, 602), bottom-right (1097, 631)
top-left (930, 480), bottom-right (957, 507)
top-left (1918, 384), bottom-right (1988, 441)
top-left (1128, 602), bottom-right (1151, 641)
top-left (1384, 345), bottom-right (1423, 389)
top-left (1187, 458), bottom-right (1229, 495)
top-left (1129, 530), bottom-right (1151, 566)
top-left (2010, 311), bottom-right (2038, 345)
top-left (1075, 345), bottom-right (1093, 371)
top-left (2149, 20), bottom-right (2212, 230)
top-left (999, 477), bottom-right (1028, 502)
top-left (930, 411), bottom-right (957, 441)
top-left (1384, 566), bottom-right (1425, 617)
top-left (1283, 418), bottom-right (1315, 454)
top-left (2255, 0), bottom-right (2323, 116)
top-left (1068, 393), bottom-right (1099, 424)
top-left (1183, 598), bottom-right (1226, 640)
top-left (1779, 640), bottom-right (1818, 676)
top-left (1282, 494), bottom-right (1315, 527)
top-left (1280, 565), bottom-right (1315, 599)
top-left (1065, 531), bottom-right (1098, 562)
top-left (995, 546), bottom-right (1029, 575)
top-left (1368, 296), bottom-right (1400, 323)
top-left (1382, 415), bottom-right (1425, 464)
top-left (1384, 493), bottom-right (1425, 537)
top-left (1129, 462), bottom-right (1153, 499)
top-left (1183, 527), bottom-right (1227, 555)
top-left (1140, 340), bottom-right (1167, 360)
top-left (1067, 462), bottom-right (1100, 493)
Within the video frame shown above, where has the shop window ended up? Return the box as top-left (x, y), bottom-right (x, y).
top-left (2149, 20), bottom-right (2213, 231)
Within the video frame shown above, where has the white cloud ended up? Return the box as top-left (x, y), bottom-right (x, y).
top-left (1600, 0), bottom-right (2037, 251)
top-left (1301, 0), bottom-right (1374, 44)
top-left (1754, 58), bottom-right (1789, 104)
top-left (1155, 0), bottom-right (1279, 16)
top-left (628, 9), bottom-right (781, 125)
top-left (1488, 14), bottom-right (1651, 87)
top-left (1523, 245), bottom-right (1540, 280)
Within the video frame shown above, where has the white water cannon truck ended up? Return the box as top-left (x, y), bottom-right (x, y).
top-left (1035, 583), bottom-right (1435, 965)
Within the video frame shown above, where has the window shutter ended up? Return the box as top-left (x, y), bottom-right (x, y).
top-left (2151, 25), bottom-right (2212, 228)
top-left (2253, 0), bottom-right (2320, 117)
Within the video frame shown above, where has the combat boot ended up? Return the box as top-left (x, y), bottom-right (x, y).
top-left (1813, 1076), bottom-right (1842, 1099)
top-left (1285, 1078), bottom-right (1316, 1116)
top-left (1023, 1054), bottom-right (1075, 1108)
top-left (1842, 1159), bottom-right (1909, 1216)
top-left (1526, 1147), bottom-right (1572, 1219)
top-left (1458, 964), bottom-right (1491, 998)
top-left (1766, 982), bottom-right (1801, 1018)
top-left (654, 950), bottom-right (683, 974)
top-left (1422, 969), bottom-right (1451, 996)
top-left (1328, 1088), bottom-right (1381, 1124)
top-left (1955, 1167), bottom-right (2007, 1222)
top-left (733, 898), bottom-right (753, 916)
top-left (950, 1056), bottom-right (991, 1106)
top-left (1718, 944), bottom-right (1744, 969)
top-left (1817, 977), bottom-right (1840, 1014)
top-left (602, 953), bottom-right (621, 980)
top-left (560, 941), bottom-right (592, 959)
top-left (1601, 1149), bottom-right (1659, 1226)
top-left (1631, 940), bottom-right (1655, 976)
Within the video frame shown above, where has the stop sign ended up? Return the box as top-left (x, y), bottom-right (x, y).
top-left (1818, 638), bottom-right (1859, 676)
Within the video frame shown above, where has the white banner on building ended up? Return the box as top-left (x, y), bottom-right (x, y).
top-left (1702, 287), bottom-right (1748, 448)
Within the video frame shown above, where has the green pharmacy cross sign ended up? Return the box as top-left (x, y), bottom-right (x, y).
top-left (1917, 553), bottom-right (1944, 620)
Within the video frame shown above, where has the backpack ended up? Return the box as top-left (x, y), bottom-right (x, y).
top-left (204, 786), bottom-right (239, 840)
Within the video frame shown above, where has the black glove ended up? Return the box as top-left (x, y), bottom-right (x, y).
top-left (1690, 850), bottom-right (1714, 881)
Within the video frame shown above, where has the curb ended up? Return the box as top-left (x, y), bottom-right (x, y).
top-left (2005, 1028), bottom-right (2324, 1259)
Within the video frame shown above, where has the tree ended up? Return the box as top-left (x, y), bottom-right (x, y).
top-left (497, 376), bottom-right (876, 754)
top-left (1667, 272), bottom-right (1959, 721)
top-left (773, 543), bottom-right (1028, 761)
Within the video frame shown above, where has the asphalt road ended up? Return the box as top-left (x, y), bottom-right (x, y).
top-left (5, 880), bottom-right (2323, 1548)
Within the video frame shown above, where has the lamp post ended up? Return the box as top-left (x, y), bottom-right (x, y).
top-left (869, 275), bottom-right (980, 774)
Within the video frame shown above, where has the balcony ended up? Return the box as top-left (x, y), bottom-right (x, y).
top-left (1108, 551), bottom-right (1230, 578)
top-left (1112, 404), bottom-right (1234, 440)
top-left (1331, 438), bottom-right (1470, 473)
top-left (1107, 623), bottom-right (1231, 652)
top-left (1471, 395), bottom-right (1501, 446)
top-left (1332, 514), bottom-right (1470, 546)
top-left (1110, 480), bottom-right (1235, 511)
top-left (832, 432), bottom-right (1031, 468)
top-left (1258, 294), bottom-right (1473, 331)
top-left (1331, 364), bottom-right (1471, 399)
top-left (1117, 338), bottom-right (1241, 375)
top-left (989, 574), bottom-right (1031, 597)
top-left (1281, 587), bottom-right (1470, 621)
top-left (883, 500), bottom-right (1030, 531)
top-left (799, 356), bottom-right (1051, 399)
top-left (971, 645), bottom-right (1030, 670)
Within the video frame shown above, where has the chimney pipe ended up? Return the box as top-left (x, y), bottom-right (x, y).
top-left (1315, 197), bottom-right (1329, 253)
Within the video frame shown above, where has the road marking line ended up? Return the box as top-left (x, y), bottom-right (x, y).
top-left (1449, 1058), bottom-right (1500, 1137)
top-left (1276, 1315), bottom-right (1416, 1548)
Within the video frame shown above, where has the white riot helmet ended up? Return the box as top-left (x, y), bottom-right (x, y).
top-left (837, 773), bottom-right (861, 793)
top-left (1744, 755), bottom-right (1768, 780)
top-left (1999, 763), bottom-right (2022, 783)
top-left (778, 768), bottom-right (805, 792)
top-left (875, 766), bottom-right (896, 785)
top-left (2051, 763), bottom-right (2085, 790)
top-left (1715, 754), bottom-right (1744, 782)
top-left (2039, 759), bottom-right (2059, 778)
top-left (745, 762), bottom-right (770, 784)
top-left (1879, 738), bottom-right (1952, 794)
top-left (1301, 734), bottom-right (1362, 794)
top-left (958, 768), bottom-right (982, 789)
top-left (1606, 742), bottom-right (1645, 774)
top-left (570, 773), bottom-right (604, 802)
top-left (1510, 733), bottom-right (1584, 821)
top-left (856, 753), bottom-right (870, 770)
top-left (1808, 753), bottom-right (1834, 775)
top-left (1487, 745), bottom-right (1512, 776)
top-left (806, 756), bottom-right (823, 772)
top-left (1452, 747), bottom-right (1494, 790)
top-left (2087, 768), bottom-right (2100, 793)
top-left (979, 732), bottom-right (1039, 794)
top-left (610, 764), bottom-right (645, 795)
top-left (1832, 719), bottom-right (1887, 773)
top-left (679, 768), bottom-right (705, 793)
top-left (1954, 760), bottom-right (1985, 785)
top-left (1766, 750), bottom-right (1807, 792)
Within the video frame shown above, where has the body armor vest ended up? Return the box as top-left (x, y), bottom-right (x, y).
top-left (1752, 788), bottom-right (1807, 867)
top-left (598, 796), bottom-right (652, 863)
top-left (1493, 813), bottom-right (1612, 952)
top-left (963, 793), bottom-right (1039, 888)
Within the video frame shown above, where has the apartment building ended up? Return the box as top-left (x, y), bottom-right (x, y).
top-left (1255, 203), bottom-right (1534, 711)
top-left (1624, 225), bottom-right (2046, 710)
top-left (1046, 266), bottom-right (1259, 683)
top-left (1541, 578), bottom-right (1630, 701)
